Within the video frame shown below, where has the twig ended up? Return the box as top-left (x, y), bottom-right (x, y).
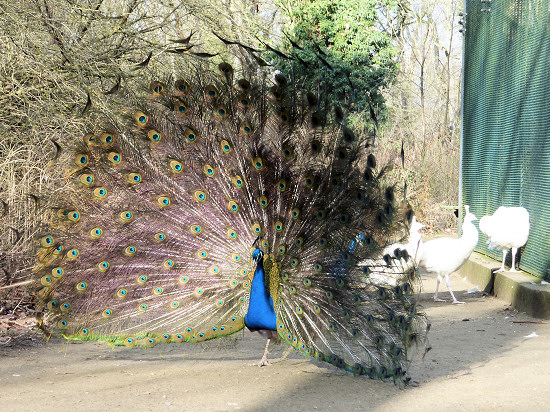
top-left (0, 280), bottom-right (32, 290)
top-left (511, 320), bottom-right (548, 324)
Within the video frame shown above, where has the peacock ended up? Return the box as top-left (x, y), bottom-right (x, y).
top-left (417, 206), bottom-right (478, 305)
top-left (32, 46), bottom-right (428, 382)
top-left (479, 206), bottom-right (530, 273)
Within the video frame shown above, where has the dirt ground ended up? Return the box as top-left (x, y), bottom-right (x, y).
top-left (1, 273), bottom-right (549, 412)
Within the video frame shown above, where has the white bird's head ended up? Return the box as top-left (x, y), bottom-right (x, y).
top-left (464, 205), bottom-right (478, 222)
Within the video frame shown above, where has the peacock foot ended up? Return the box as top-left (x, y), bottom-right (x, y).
top-left (252, 357), bottom-right (272, 367)
top-left (433, 296), bottom-right (446, 302)
top-left (508, 268), bottom-right (521, 273)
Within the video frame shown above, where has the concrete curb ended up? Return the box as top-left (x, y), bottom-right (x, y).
top-left (457, 252), bottom-right (550, 319)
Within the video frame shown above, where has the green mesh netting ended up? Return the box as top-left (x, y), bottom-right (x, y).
top-left (462, 0), bottom-right (550, 278)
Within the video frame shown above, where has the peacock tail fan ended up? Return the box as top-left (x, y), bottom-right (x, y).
top-left (33, 51), bottom-right (428, 382)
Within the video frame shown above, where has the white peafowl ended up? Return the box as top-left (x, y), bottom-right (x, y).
top-left (417, 205), bottom-right (478, 304)
top-left (479, 206), bottom-right (530, 273)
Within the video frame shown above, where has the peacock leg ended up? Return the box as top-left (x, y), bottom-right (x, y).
top-left (256, 338), bottom-right (272, 367)
top-left (496, 249), bottom-right (507, 272)
top-left (446, 275), bottom-right (465, 304)
top-left (433, 275), bottom-right (446, 302)
top-left (508, 247), bottom-right (521, 272)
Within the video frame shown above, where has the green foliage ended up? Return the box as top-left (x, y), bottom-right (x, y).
top-left (275, 0), bottom-right (399, 124)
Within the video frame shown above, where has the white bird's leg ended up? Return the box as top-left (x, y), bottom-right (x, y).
top-left (496, 249), bottom-right (507, 272)
top-left (433, 275), bottom-right (446, 302)
top-left (509, 247), bottom-right (521, 272)
top-left (446, 274), bottom-right (465, 304)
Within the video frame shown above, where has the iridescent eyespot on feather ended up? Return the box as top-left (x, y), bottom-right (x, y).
top-left (220, 140), bottom-right (232, 153)
top-left (367, 153), bottom-right (377, 168)
top-left (289, 286), bottom-right (297, 295)
top-left (175, 80), bottom-right (189, 95)
top-left (194, 288), bottom-right (204, 297)
top-left (232, 176), bottom-right (244, 188)
top-left (203, 164), bottom-right (215, 177)
top-left (325, 291), bottom-right (334, 300)
top-left (290, 257), bottom-right (299, 267)
top-left (303, 278), bottom-right (311, 287)
top-left (237, 79), bottom-right (251, 91)
top-left (231, 254), bottom-right (241, 263)
top-left (227, 200), bottom-right (239, 213)
top-left (137, 275), bottom-right (148, 284)
top-left (83, 134), bottom-right (95, 145)
top-left (134, 111), bottom-right (148, 127)
top-left (93, 187), bottom-right (108, 199)
top-left (318, 237), bottom-right (328, 247)
top-left (279, 111), bottom-right (290, 124)
top-left (161, 334), bottom-right (172, 343)
top-left (197, 249), bottom-right (208, 259)
top-left (238, 95), bottom-right (250, 108)
top-left (252, 157), bottom-right (263, 170)
top-left (184, 128), bottom-right (197, 142)
top-left (205, 85), bottom-right (218, 98)
top-left (310, 140), bottom-right (321, 153)
top-left (100, 133), bottom-right (115, 145)
top-left (251, 223), bottom-right (261, 234)
top-left (170, 301), bottom-right (180, 309)
top-left (175, 101), bottom-right (187, 114)
top-left (277, 245), bottom-right (286, 255)
top-left (127, 172), bottom-right (142, 184)
top-left (76, 282), bottom-right (87, 291)
top-left (209, 266), bottom-right (220, 275)
top-left (261, 239), bottom-right (269, 248)
top-left (296, 307), bottom-right (303, 316)
top-left (339, 213), bottom-right (350, 224)
top-left (68, 211), bottom-right (80, 222)
top-left (277, 179), bottom-right (288, 192)
top-left (193, 190), bottom-right (207, 202)
top-left (79, 174), bottom-right (94, 186)
top-left (226, 228), bottom-right (237, 239)
top-left (124, 337), bottom-right (135, 347)
top-left (295, 236), bottom-right (304, 247)
top-left (229, 279), bottom-right (238, 288)
top-left (316, 209), bottom-right (326, 220)
top-left (216, 105), bottom-right (228, 118)
top-left (314, 263), bottom-right (322, 272)
top-left (153, 287), bottom-right (164, 295)
top-left (258, 195), bottom-right (269, 208)
top-left (154, 232), bottom-right (166, 242)
top-left (219, 62), bottom-right (233, 75)
top-left (343, 128), bottom-right (355, 143)
top-left (57, 319), bottom-right (68, 328)
top-left (179, 275), bottom-right (189, 285)
top-left (40, 275), bottom-right (52, 286)
top-left (40, 235), bottom-right (54, 247)
top-left (116, 289), bottom-right (127, 298)
top-left (169, 160), bottom-right (183, 173)
top-left (66, 248), bottom-right (79, 260)
top-left (98, 261), bottom-right (110, 272)
top-left (150, 81), bottom-right (165, 96)
top-left (157, 196), bottom-right (171, 207)
top-left (282, 145), bottom-right (294, 159)
top-left (107, 152), bottom-right (121, 165)
top-left (240, 122), bottom-right (252, 134)
top-left (124, 245), bottom-right (136, 257)
top-left (190, 224), bottom-right (202, 235)
top-left (119, 211), bottom-right (134, 223)
top-left (102, 309), bottom-right (112, 318)
top-left (60, 302), bottom-right (71, 312)
top-left (290, 207), bottom-right (300, 219)
top-left (331, 176), bottom-right (342, 188)
top-left (75, 154), bottom-right (88, 167)
top-left (147, 130), bottom-right (161, 142)
top-left (304, 175), bottom-right (315, 188)
top-left (270, 86), bottom-right (282, 101)
top-left (336, 278), bottom-right (345, 288)
top-left (90, 227), bottom-right (103, 239)
top-left (52, 267), bottom-right (64, 277)
top-left (146, 338), bottom-right (157, 348)
top-left (53, 245), bottom-right (63, 254)
top-left (215, 299), bottom-right (224, 307)
top-left (311, 113), bottom-right (323, 128)
top-left (80, 328), bottom-right (89, 337)
top-left (364, 167), bottom-right (375, 182)
top-left (163, 259), bottom-right (174, 269)
top-left (274, 221), bottom-right (283, 232)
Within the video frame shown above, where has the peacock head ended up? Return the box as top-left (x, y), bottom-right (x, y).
top-left (252, 248), bottom-right (264, 265)
top-left (464, 205), bottom-right (478, 222)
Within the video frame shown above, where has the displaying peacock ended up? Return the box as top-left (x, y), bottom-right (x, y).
top-left (32, 47), bottom-right (428, 383)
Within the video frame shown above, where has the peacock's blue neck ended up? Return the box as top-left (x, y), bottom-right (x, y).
top-left (244, 249), bottom-right (277, 331)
